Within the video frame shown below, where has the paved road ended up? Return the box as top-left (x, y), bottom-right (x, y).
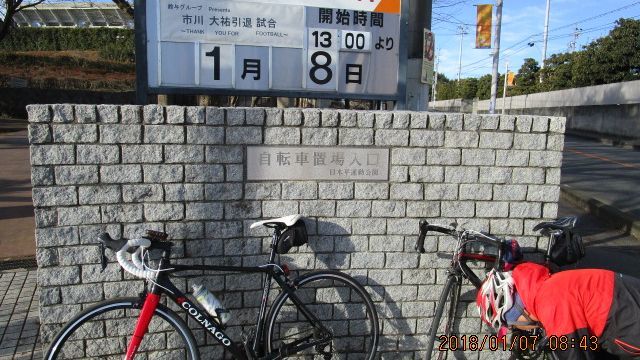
top-left (0, 130), bottom-right (36, 260)
top-left (562, 135), bottom-right (640, 221)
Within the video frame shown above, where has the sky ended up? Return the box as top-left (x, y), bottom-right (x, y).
top-left (431, 0), bottom-right (640, 79)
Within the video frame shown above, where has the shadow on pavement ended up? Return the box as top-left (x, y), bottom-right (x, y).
top-left (559, 200), bottom-right (640, 278)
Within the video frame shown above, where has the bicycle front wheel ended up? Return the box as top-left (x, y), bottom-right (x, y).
top-left (265, 270), bottom-right (379, 359)
top-left (425, 274), bottom-right (461, 360)
top-left (45, 297), bottom-right (199, 360)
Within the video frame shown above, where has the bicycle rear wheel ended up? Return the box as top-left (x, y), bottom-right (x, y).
top-left (45, 297), bottom-right (199, 360)
top-left (265, 270), bottom-right (379, 359)
top-left (425, 274), bottom-right (460, 360)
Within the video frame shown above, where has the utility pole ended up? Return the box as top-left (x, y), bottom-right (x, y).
top-left (402, 0), bottom-right (432, 110)
top-left (568, 27), bottom-right (582, 52)
top-left (456, 25), bottom-right (468, 83)
top-left (502, 61), bottom-right (508, 115)
top-left (489, 0), bottom-right (503, 114)
top-left (540, 0), bottom-right (551, 82)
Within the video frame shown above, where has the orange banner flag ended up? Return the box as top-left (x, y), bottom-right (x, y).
top-left (476, 4), bottom-right (493, 49)
top-left (507, 71), bottom-right (516, 87)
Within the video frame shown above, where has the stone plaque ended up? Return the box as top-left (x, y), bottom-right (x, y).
top-left (247, 146), bottom-right (389, 180)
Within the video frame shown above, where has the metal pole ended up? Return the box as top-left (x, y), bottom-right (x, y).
top-left (457, 25), bottom-right (465, 83)
top-left (489, 0), bottom-right (503, 114)
top-left (541, 0), bottom-right (551, 72)
top-left (502, 61), bottom-right (508, 115)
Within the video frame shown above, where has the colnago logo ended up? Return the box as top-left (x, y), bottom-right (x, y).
top-left (181, 301), bottom-right (232, 346)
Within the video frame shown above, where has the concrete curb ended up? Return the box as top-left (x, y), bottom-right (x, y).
top-left (561, 185), bottom-right (640, 240)
top-left (566, 130), bottom-right (640, 151)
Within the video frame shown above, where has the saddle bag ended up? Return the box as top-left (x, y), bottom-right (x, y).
top-left (276, 219), bottom-right (308, 254)
top-left (549, 229), bottom-right (585, 266)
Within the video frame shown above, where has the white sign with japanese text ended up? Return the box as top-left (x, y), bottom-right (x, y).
top-left (159, 0), bottom-right (304, 48)
top-left (247, 146), bottom-right (389, 181)
top-left (146, 0), bottom-right (402, 97)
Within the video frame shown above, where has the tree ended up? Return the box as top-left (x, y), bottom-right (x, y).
top-left (1, 0), bottom-right (45, 41)
top-left (538, 52), bottom-right (576, 91)
top-left (457, 77), bottom-right (478, 99)
top-left (511, 58), bottom-right (540, 95)
top-left (572, 18), bottom-right (640, 86)
top-left (475, 74), bottom-right (492, 100)
top-left (435, 73), bottom-right (459, 101)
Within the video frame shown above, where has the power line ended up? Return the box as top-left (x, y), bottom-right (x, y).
top-left (501, 1), bottom-right (640, 49)
top-left (456, 2), bottom-right (640, 72)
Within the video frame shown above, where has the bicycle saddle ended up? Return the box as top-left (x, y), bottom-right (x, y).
top-left (532, 216), bottom-right (577, 232)
top-left (250, 214), bottom-right (302, 229)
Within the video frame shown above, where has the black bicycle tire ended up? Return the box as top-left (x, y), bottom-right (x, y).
top-left (425, 274), bottom-right (459, 360)
top-left (44, 297), bottom-right (200, 360)
top-left (264, 270), bottom-right (380, 359)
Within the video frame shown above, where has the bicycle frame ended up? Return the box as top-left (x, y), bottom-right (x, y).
top-left (127, 230), bottom-right (330, 360)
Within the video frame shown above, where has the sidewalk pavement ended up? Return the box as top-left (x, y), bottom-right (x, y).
top-left (0, 268), bottom-right (41, 360)
top-left (0, 130), bottom-right (36, 261)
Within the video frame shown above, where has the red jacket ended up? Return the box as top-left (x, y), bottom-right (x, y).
top-left (511, 262), bottom-right (614, 337)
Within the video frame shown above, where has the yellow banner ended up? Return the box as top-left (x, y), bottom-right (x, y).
top-left (476, 4), bottom-right (492, 49)
top-left (507, 71), bottom-right (515, 87)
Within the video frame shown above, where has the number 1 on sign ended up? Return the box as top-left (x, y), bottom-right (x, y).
top-left (199, 43), bottom-right (232, 87)
top-left (205, 46), bottom-right (220, 81)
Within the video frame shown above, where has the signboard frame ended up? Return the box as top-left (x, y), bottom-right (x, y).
top-left (134, 0), bottom-right (409, 104)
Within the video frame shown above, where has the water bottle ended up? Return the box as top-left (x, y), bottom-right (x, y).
top-left (192, 284), bottom-right (230, 325)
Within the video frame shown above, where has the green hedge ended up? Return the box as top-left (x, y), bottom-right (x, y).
top-left (0, 52), bottom-right (135, 73)
top-left (0, 28), bottom-right (135, 60)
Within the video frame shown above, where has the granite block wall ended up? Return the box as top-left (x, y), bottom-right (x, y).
top-left (28, 104), bottom-right (565, 359)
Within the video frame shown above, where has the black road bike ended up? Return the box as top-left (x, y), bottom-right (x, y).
top-left (45, 215), bottom-right (380, 359)
top-left (414, 216), bottom-right (584, 360)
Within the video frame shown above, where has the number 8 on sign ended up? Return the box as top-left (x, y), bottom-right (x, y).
top-left (306, 28), bottom-right (337, 90)
top-left (310, 51), bottom-right (333, 85)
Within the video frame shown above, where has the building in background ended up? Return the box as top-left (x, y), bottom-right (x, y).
top-left (13, 2), bottom-right (133, 28)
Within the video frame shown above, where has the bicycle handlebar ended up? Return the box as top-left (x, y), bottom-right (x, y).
top-left (99, 232), bottom-right (166, 279)
top-left (415, 220), bottom-right (458, 253)
top-left (116, 238), bottom-right (158, 279)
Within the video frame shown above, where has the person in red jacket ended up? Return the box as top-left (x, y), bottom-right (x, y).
top-left (477, 262), bottom-right (640, 359)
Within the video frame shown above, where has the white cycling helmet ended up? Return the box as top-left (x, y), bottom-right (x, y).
top-left (476, 269), bottom-right (515, 331)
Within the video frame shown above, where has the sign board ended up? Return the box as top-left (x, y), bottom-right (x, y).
top-left (247, 146), bottom-right (389, 181)
top-left (138, 0), bottom-right (406, 102)
top-left (421, 29), bottom-right (434, 84)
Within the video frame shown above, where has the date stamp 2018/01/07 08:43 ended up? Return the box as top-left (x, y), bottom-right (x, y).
top-left (437, 335), bottom-right (599, 352)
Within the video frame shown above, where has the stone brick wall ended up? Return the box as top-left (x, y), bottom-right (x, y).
top-left (28, 104), bottom-right (565, 359)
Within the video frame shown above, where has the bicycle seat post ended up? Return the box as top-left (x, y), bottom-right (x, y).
top-left (268, 228), bottom-right (281, 264)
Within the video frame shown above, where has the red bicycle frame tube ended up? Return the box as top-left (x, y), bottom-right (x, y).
top-left (125, 293), bottom-right (161, 360)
